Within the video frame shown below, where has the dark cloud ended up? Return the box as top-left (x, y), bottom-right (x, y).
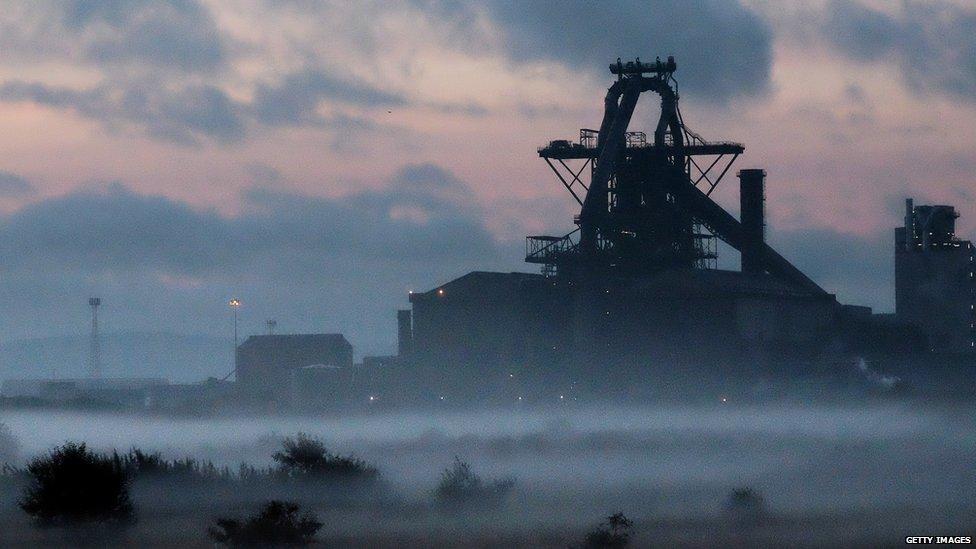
top-left (0, 70), bottom-right (407, 144)
top-left (0, 171), bottom-right (33, 197)
top-left (0, 80), bottom-right (245, 145)
top-left (0, 165), bottom-right (522, 353)
top-left (0, 74), bottom-right (408, 145)
top-left (251, 70), bottom-right (406, 126)
top-left (826, 1), bottom-right (976, 100)
top-left (0, 165), bottom-right (501, 275)
top-left (475, 0), bottom-right (774, 102)
top-left (249, 69), bottom-right (481, 127)
top-left (62, 0), bottom-right (225, 72)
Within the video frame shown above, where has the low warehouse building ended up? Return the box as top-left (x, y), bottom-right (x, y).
top-left (235, 334), bottom-right (353, 405)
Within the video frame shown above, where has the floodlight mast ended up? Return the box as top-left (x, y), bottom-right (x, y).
top-left (88, 297), bottom-right (102, 378)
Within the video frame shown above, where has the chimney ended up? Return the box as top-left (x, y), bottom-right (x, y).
top-left (739, 169), bottom-right (766, 274)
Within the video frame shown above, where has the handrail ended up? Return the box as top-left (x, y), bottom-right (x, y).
top-left (526, 228), bottom-right (581, 260)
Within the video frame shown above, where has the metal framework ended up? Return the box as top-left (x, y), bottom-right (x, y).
top-left (527, 57), bottom-right (825, 295)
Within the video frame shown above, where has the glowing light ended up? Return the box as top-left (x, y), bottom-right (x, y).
top-left (228, 298), bottom-right (241, 308)
top-left (368, 395), bottom-right (376, 402)
top-left (517, 396), bottom-right (522, 401)
top-left (437, 289), bottom-right (445, 296)
top-left (721, 396), bottom-right (727, 403)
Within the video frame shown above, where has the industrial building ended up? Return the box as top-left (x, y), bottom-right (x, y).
top-left (401, 58), bottom-right (921, 400)
top-left (896, 199), bottom-right (976, 352)
top-left (235, 333), bottom-right (353, 406)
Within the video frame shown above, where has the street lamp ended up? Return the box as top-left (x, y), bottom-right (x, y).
top-left (229, 298), bottom-right (241, 371)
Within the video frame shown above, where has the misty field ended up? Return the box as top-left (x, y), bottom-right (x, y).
top-left (0, 400), bottom-right (974, 547)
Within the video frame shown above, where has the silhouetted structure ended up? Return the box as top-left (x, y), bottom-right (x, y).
top-left (236, 334), bottom-right (353, 405)
top-left (525, 57), bottom-right (822, 293)
top-left (410, 272), bottom-right (561, 379)
top-left (403, 58), bottom-right (918, 400)
top-left (739, 169), bottom-right (766, 274)
top-left (896, 199), bottom-right (975, 352)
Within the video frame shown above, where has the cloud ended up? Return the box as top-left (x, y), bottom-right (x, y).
top-left (825, 1), bottom-right (976, 100)
top-left (0, 80), bottom-right (245, 144)
top-left (62, 0), bottom-right (225, 72)
top-left (0, 164), bottom-right (503, 275)
top-left (250, 69), bottom-right (405, 126)
top-left (0, 171), bottom-right (33, 197)
top-left (474, 0), bottom-right (774, 102)
top-left (0, 67), bottom-right (405, 144)
top-left (0, 3), bottom-right (410, 144)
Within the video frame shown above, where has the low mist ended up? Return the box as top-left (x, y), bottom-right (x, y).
top-left (2, 400), bottom-right (973, 546)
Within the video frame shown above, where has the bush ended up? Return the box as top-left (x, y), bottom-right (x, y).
top-left (273, 433), bottom-right (377, 482)
top-left (579, 512), bottom-right (633, 548)
top-left (209, 500), bottom-right (322, 546)
top-left (433, 457), bottom-right (515, 507)
top-left (20, 442), bottom-right (133, 524)
top-left (725, 487), bottom-right (766, 524)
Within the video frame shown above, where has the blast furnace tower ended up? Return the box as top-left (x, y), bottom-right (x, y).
top-left (406, 58), bottom-right (868, 400)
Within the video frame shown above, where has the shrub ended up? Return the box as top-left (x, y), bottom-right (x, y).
top-left (20, 442), bottom-right (133, 524)
top-left (120, 449), bottom-right (235, 482)
top-left (209, 500), bottom-right (322, 546)
top-left (273, 433), bottom-right (377, 482)
top-left (433, 457), bottom-right (515, 507)
top-left (121, 448), bottom-right (166, 476)
top-left (579, 512), bottom-right (633, 548)
top-left (725, 487), bottom-right (766, 524)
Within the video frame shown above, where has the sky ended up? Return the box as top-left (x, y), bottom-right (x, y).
top-left (0, 0), bottom-right (974, 360)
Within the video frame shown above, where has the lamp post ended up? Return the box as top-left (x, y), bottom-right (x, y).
top-left (229, 298), bottom-right (241, 374)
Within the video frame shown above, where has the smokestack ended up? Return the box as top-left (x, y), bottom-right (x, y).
top-left (397, 309), bottom-right (413, 358)
top-left (738, 169), bottom-right (766, 274)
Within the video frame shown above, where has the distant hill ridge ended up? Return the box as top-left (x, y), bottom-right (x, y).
top-left (0, 332), bottom-right (233, 383)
